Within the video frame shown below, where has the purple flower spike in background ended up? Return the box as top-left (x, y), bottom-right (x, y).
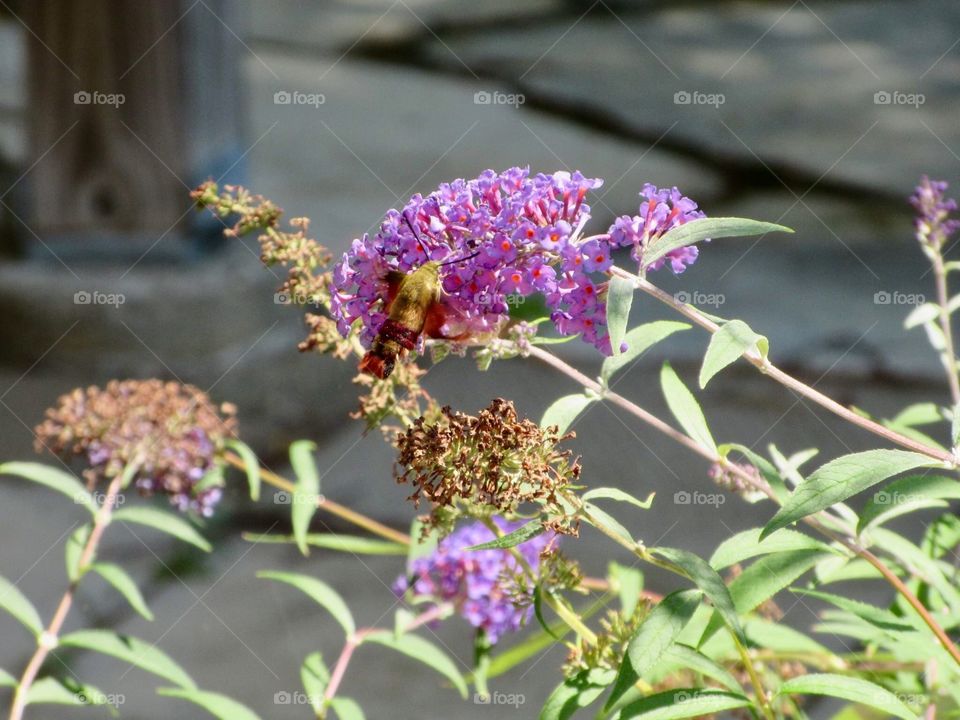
top-left (394, 518), bottom-right (554, 643)
top-left (911, 176), bottom-right (960, 250)
top-left (607, 184), bottom-right (706, 273)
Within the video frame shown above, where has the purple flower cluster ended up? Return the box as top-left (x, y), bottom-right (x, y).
top-left (911, 176), bottom-right (960, 250)
top-left (394, 518), bottom-right (554, 643)
top-left (332, 169), bottom-right (705, 355)
top-left (608, 183), bottom-right (706, 272)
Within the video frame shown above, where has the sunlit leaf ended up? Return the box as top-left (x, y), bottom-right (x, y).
top-left (258, 571), bottom-right (354, 636)
top-left (113, 506), bottom-right (211, 551)
top-left (158, 688), bottom-right (262, 720)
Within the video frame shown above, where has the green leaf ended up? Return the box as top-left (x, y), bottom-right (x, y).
top-left (606, 589), bottom-right (702, 710)
top-left (656, 645), bottom-right (743, 693)
top-left (300, 652), bottom-right (329, 715)
top-left (227, 439), bottom-right (261, 502)
top-left (113, 506), bottom-right (212, 552)
top-left (776, 674), bottom-right (918, 720)
top-left (602, 321), bottom-right (691, 382)
top-left (330, 697), bottom-right (366, 720)
top-left (857, 474), bottom-right (960, 534)
top-left (792, 589), bottom-right (916, 632)
top-left (719, 443), bottom-right (788, 501)
top-left (0, 667), bottom-right (16, 687)
top-left (710, 528), bottom-right (834, 569)
top-left (533, 587), bottom-right (561, 640)
top-left (699, 320), bottom-right (768, 389)
top-left (618, 688), bottom-right (751, 720)
top-left (608, 562), bottom-right (644, 616)
top-left (582, 488), bottom-right (655, 510)
top-left (660, 363), bottom-right (715, 451)
top-left (744, 617), bottom-right (832, 655)
top-left (258, 571), bottom-right (355, 636)
top-left (651, 547), bottom-right (744, 644)
top-left (540, 672), bottom-right (610, 720)
top-left (365, 632), bottom-right (468, 698)
top-left (90, 563), bottom-right (154, 621)
top-left (0, 462), bottom-right (95, 512)
top-left (466, 520), bottom-right (544, 550)
top-left (762, 450), bottom-right (935, 539)
top-left (158, 688), bottom-right (263, 720)
top-left (290, 440), bottom-right (321, 556)
top-left (729, 550), bottom-right (826, 614)
top-left (644, 216), bottom-right (793, 268)
top-left (584, 503), bottom-right (634, 546)
top-left (242, 532), bottom-right (406, 555)
top-left (0, 574), bottom-right (43, 637)
top-left (904, 302), bottom-right (940, 329)
top-left (59, 630), bottom-right (194, 688)
top-left (606, 276), bottom-right (635, 357)
top-left (869, 528), bottom-right (960, 610)
top-left (541, 394), bottom-right (595, 434)
top-left (65, 524), bottom-right (92, 582)
top-left (25, 677), bottom-right (111, 706)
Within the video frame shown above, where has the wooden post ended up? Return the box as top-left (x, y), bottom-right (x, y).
top-left (23, 0), bottom-right (244, 257)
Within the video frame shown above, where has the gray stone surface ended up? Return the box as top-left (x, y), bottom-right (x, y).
top-left (2, 1), bottom-right (960, 718)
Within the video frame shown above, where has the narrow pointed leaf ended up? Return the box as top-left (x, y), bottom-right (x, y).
top-left (65, 524), bottom-right (92, 582)
top-left (541, 394), bottom-right (595, 434)
top-left (792, 589), bottom-right (916, 632)
top-left (25, 677), bottom-right (109, 706)
top-left (776, 674), bottom-right (918, 720)
top-left (59, 629), bottom-right (194, 688)
top-left (90, 563), bottom-right (153, 620)
top-left (606, 276), bottom-right (635, 357)
top-left (660, 363), bottom-right (715, 451)
top-left (710, 528), bottom-right (834, 570)
top-left (605, 589), bottom-right (702, 710)
top-left (243, 532), bottom-right (405, 555)
top-left (227, 440), bottom-right (261, 502)
top-left (467, 520), bottom-right (544, 550)
top-left (582, 488), bottom-right (655, 510)
top-left (330, 697), bottom-right (366, 720)
top-left (258, 571), bottom-right (354, 635)
top-left (113, 506), bottom-right (211, 551)
top-left (602, 321), bottom-right (690, 381)
top-left (644, 216), bottom-right (793, 268)
top-left (762, 450), bottom-right (935, 539)
top-left (0, 667), bottom-right (16, 687)
top-left (365, 632), bottom-right (468, 698)
top-left (300, 652), bottom-right (329, 715)
top-left (290, 440), bottom-right (321, 556)
top-left (0, 574), bottom-right (43, 637)
top-left (0, 462), bottom-right (94, 512)
top-left (158, 688), bottom-right (262, 720)
top-left (699, 320), bottom-right (768, 388)
top-left (619, 688), bottom-right (751, 720)
top-left (857, 474), bottom-right (960, 534)
top-left (657, 645), bottom-right (743, 693)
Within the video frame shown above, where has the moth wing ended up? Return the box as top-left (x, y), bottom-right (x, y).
top-left (423, 301), bottom-right (470, 341)
top-left (383, 270), bottom-right (406, 312)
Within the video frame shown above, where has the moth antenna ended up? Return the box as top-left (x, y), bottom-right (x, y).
top-left (439, 250), bottom-right (481, 267)
top-left (402, 211), bottom-right (433, 259)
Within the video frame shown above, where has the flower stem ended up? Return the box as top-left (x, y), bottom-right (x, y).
top-left (611, 266), bottom-right (956, 465)
top-left (223, 452), bottom-right (411, 546)
top-left (8, 474), bottom-right (124, 720)
top-left (931, 250), bottom-right (960, 408)
top-left (527, 344), bottom-right (960, 668)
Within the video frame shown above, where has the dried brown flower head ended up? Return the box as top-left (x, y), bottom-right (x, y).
top-left (394, 398), bottom-right (581, 534)
top-left (35, 379), bottom-right (238, 516)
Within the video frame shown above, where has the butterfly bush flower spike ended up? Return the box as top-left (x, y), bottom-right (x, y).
top-left (331, 170), bottom-right (707, 356)
top-left (394, 518), bottom-right (555, 643)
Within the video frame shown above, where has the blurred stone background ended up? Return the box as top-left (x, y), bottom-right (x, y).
top-left (0, 0), bottom-right (958, 717)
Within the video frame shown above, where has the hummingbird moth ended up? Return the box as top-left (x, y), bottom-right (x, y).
top-left (358, 213), bottom-right (477, 379)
